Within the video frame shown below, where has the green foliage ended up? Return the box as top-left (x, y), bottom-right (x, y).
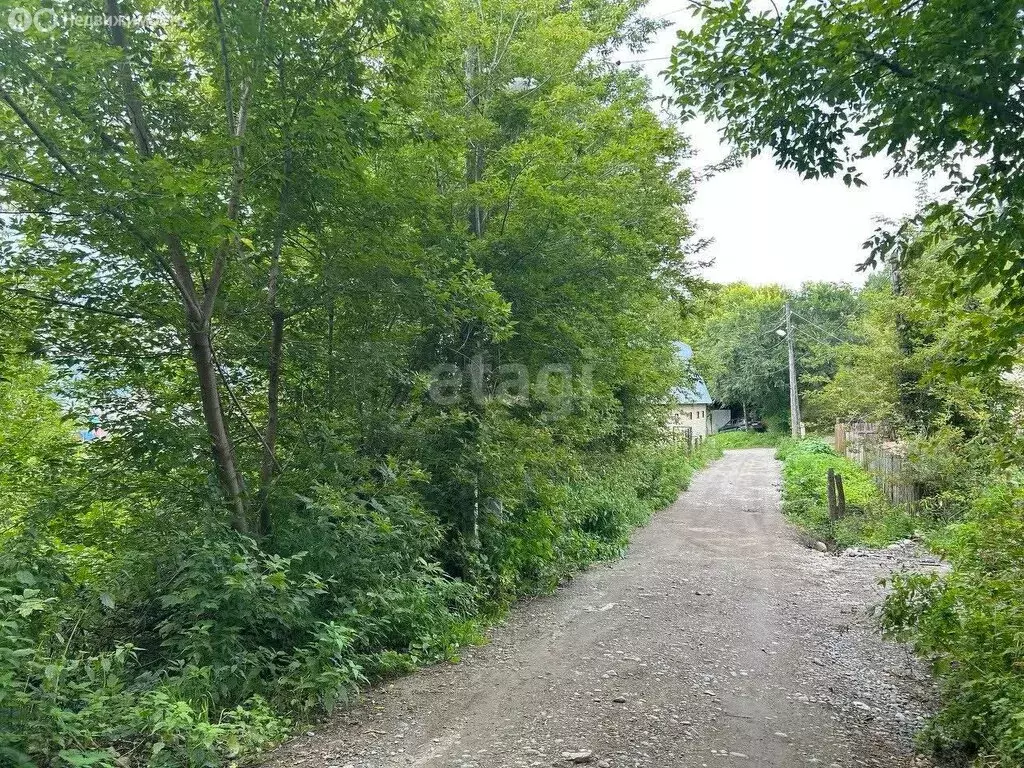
top-left (802, 275), bottom-right (903, 427)
top-left (0, 435), bottom-right (711, 766)
top-left (684, 283), bottom-right (789, 424)
top-left (684, 282), bottom-right (859, 430)
top-left (709, 431), bottom-right (783, 450)
top-left (779, 437), bottom-right (917, 548)
top-left (778, 439), bottom-right (894, 545)
top-left (881, 479), bottom-right (1024, 765)
top-left (0, 513), bottom-right (469, 764)
top-left (670, 0), bottom-right (1024, 360)
top-left (0, 356), bottom-right (78, 530)
top-left (0, 0), bottom-right (709, 761)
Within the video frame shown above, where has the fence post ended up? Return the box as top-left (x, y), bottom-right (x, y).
top-left (835, 473), bottom-right (846, 518)
top-left (827, 468), bottom-right (837, 519)
top-left (835, 422), bottom-right (846, 456)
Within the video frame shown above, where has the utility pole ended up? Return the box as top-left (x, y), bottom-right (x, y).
top-left (785, 301), bottom-right (802, 438)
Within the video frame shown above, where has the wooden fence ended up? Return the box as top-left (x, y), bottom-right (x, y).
top-left (666, 424), bottom-right (694, 450)
top-left (835, 421), bottom-right (919, 510)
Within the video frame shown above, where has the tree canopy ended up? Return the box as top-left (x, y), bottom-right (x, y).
top-left (669, 0), bottom-right (1024, 362)
top-left (684, 281), bottom-right (859, 431)
top-left (0, 1), bottom-right (704, 763)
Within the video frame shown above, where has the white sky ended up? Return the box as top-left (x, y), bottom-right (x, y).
top-left (629, 0), bottom-right (921, 289)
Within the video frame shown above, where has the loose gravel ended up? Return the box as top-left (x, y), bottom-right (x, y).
top-left (266, 448), bottom-right (942, 768)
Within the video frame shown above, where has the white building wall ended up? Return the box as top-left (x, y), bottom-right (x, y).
top-left (668, 404), bottom-right (713, 444)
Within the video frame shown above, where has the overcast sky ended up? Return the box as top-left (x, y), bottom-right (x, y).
top-left (630, 1), bottom-right (921, 289)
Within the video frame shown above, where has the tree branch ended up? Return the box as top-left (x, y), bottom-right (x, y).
top-left (105, 0), bottom-right (154, 156)
top-left (11, 58), bottom-right (124, 155)
top-left (856, 47), bottom-right (1024, 126)
top-left (0, 171), bottom-right (59, 196)
top-left (2, 286), bottom-right (164, 323)
top-left (0, 90), bottom-right (76, 175)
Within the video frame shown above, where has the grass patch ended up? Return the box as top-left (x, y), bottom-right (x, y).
top-left (708, 430), bottom-right (783, 450)
top-left (777, 438), bottom-right (917, 548)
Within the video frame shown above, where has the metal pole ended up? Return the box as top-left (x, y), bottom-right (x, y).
top-left (785, 301), bottom-right (801, 438)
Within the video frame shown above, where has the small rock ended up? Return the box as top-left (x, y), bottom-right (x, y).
top-left (561, 750), bottom-right (594, 764)
top-left (612, 696), bottom-right (626, 703)
top-left (814, 541), bottom-right (828, 552)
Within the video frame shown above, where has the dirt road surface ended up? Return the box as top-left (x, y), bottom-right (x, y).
top-left (268, 449), bottom-right (938, 768)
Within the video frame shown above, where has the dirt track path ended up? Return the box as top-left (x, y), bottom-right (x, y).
top-left (269, 449), bottom-right (937, 768)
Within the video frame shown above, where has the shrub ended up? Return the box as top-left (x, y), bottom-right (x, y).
top-left (1, 436), bottom-right (721, 766)
top-left (881, 479), bottom-right (1024, 765)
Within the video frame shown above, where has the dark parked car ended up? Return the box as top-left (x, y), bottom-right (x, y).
top-left (718, 417), bottom-right (766, 433)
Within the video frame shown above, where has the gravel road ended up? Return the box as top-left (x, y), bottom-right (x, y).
top-left (268, 449), bottom-right (939, 768)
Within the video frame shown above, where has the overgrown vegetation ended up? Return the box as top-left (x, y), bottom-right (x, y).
top-left (674, 1), bottom-right (1024, 761)
top-left (0, 1), bottom-right (709, 764)
top-left (882, 478), bottom-right (1024, 763)
top-left (777, 438), bottom-right (917, 548)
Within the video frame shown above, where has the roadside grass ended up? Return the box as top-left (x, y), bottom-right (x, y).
top-left (709, 430), bottom-right (784, 450)
top-left (777, 438), bottom-right (918, 548)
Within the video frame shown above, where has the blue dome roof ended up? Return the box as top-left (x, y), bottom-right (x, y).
top-left (671, 341), bottom-right (713, 404)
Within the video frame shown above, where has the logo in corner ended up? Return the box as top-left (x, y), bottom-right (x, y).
top-left (7, 7), bottom-right (32, 31)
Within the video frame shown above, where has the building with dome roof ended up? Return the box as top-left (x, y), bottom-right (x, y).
top-left (667, 342), bottom-right (728, 446)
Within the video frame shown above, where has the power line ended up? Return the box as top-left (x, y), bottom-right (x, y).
top-left (790, 309), bottom-right (848, 345)
top-left (616, 55), bottom-right (672, 65)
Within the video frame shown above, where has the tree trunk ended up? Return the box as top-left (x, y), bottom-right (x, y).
top-left (184, 309), bottom-right (248, 533)
top-left (326, 297), bottom-right (336, 411)
top-left (99, 1), bottom-right (253, 533)
top-left (256, 150), bottom-right (290, 536)
top-left (465, 45), bottom-right (485, 237)
top-left (257, 308), bottom-right (284, 535)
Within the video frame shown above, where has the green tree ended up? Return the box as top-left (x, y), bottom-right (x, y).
top-left (0, 0), bottom-right (435, 532)
top-left (0, 1), bottom-right (708, 762)
top-left (685, 281), bottom-right (859, 430)
top-left (685, 283), bottom-right (789, 426)
top-left (669, 0), bottom-right (1024, 359)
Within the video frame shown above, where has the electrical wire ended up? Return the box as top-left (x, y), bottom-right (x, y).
top-left (790, 310), bottom-right (849, 345)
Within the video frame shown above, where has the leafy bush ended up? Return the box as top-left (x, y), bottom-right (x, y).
top-left (0, 478), bottom-right (481, 767)
top-left (881, 479), bottom-right (1024, 765)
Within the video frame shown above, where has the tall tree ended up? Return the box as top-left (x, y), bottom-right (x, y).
top-left (685, 283), bottom-right (789, 426)
top-left (0, 0), bottom-right (434, 531)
